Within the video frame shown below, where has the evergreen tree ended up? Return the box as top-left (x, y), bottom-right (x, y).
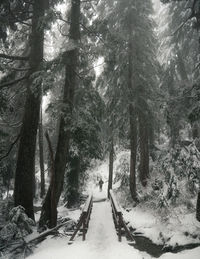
top-left (0, 0), bottom-right (61, 220)
top-left (160, 0), bottom-right (200, 221)
top-left (14, 0), bottom-right (48, 220)
top-left (96, 0), bottom-right (159, 199)
top-left (159, 0), bottom-right (199, 147)
top-left (39, 0), bottom-right (81, 228)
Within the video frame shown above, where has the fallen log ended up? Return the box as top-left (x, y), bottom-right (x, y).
top-left (10, 220), bottom-right (74, 253)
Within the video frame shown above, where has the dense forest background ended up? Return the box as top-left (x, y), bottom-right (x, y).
top-left (0, 0), bottom-right (200, 253)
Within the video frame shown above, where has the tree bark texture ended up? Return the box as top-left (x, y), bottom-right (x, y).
top-left (138, 112), bottom-right (149, 187)
top-left (39, 107), bottom-right (45, 198)
top-left (45, 131), bottom-right (57, 228)
top-left (129, 106), bottom-right (138, 201)
top-left (39, 0), bottom-right (80, 228)
top-left (66, 155), bottom-right (80, 208)
top-left (128, 28), bottom-right (138, 201)
top-left (196, 191), bottom-right (200, 222)
top-left (107, 137), bottom-right (114, 198)
top-left (14, 0), bottom-right (46, 220)
top-left (167, 67), bottom-right (180, 148)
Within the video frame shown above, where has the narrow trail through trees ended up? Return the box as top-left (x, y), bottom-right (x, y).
top-left (86, 201), bottom-right (118, 248)
top-left (29, 186), bottom-right (147, 259)
top-left (27, 185), bottom-right (200, 259)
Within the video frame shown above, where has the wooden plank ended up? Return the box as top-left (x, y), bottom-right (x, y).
top-left (69, 214), bottom-right (84, 242)
top-left (111, 201), bottom-right (118, 225)
top-left (121, 219), bottom-right (135, 242)
top-left (118, 213), bottom-right (122, 242)
top-left (83, 194), bottom-right (93, 213)
top-left (109, 189), bottom-right (135, 244)
top-left (68, 194), bottom-right (93, 243)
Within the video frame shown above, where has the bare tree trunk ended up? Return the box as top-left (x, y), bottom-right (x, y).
top-left (196, 191), bottom-right (200, 222)
top-left (138, 112), bottom-right (149, 187)
top-left (39, 0), bottom-right (80, 228)
top-left (14, 0), bottom-right (46, 220)
top-left (107, 137), bottom-right (114, 198)
top-left (39, 106), bottom-right (45, 198)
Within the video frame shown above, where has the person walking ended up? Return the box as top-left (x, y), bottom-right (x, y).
top-left (99, 178), bottom-right (104, 192)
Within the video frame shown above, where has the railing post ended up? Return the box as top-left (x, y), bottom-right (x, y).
top-left (68, 195), bottom-right (93, 243)
top-left (82, 212), bottom-right (87, 241)
top-left (118, 212), bottom-right (122, 242)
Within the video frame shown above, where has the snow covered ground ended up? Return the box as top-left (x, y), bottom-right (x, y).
top-left (28, 152), bottom-right (200, 259)
top-left (29, 187), bottom-right (151, 259)
top-left (28, 175), bottom-right (200, 259)
top-left (28, 186), bottom-right (200, 259)
top-left (123, 206), bottom-right (200, 247)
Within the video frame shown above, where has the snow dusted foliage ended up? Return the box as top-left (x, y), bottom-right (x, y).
top-left (139, 142), bottom-right (200, 214)
top-left (0, 206), bottom-right (35, 245)
top-left (113, 144), bottom-right (199, 214)
top-left (157, 143), bottom-right (200, 204)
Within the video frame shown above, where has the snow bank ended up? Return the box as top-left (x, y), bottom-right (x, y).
top-left (28, 237), bottom-right (151, 259)
top-left (123, 206), bottom-right (200, 247)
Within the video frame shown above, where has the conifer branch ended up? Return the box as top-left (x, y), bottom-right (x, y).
top-left (0, 53), bottom-right (29, 61)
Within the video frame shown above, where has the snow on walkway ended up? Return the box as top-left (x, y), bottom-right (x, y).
top-left (29, 188), bottom-right (150, 259)
top-left (28, 185), bottom-right (200, 259)
top-left (28, 199), bottom-right (200, 259)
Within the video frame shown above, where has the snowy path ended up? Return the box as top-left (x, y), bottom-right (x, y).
top-left (28, 186), bottom-right (200, 259)
top-left (29, 187), bottom-right (150, 259)
top-left (86, 201), bottom-right (118, 249)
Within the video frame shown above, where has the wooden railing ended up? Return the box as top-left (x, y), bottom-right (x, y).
top-left (69, 194), bottom-right (93, 243)
top-left (109, 190), bottom-right (134, 243)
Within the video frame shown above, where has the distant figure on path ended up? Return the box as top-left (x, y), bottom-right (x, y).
top-left (99, 178), bottom-right (104, 192)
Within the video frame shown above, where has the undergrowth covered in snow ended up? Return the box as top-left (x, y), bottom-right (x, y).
top-left (112, 143), bottom-right (200, 247)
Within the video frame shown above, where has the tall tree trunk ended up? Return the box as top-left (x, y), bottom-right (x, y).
top-left (148, 112), bottom-right (157, 161)
top-left (128, 29), bottom-right (138, 202)
top-left (196, 191), bottom-right (200, 222)
top-left (14, 0), bottom-right (46, 220)
top-left (66, 155), bottom-right (80, 208)
top-left (107, 137), bottom-right (114, 198)
top-left (129, 107), bottom-right (138, 201)
top-left (39, 106), bottom-right (45, 198)
top-left (39, 0), bottom-right (80, 228)
top-left (45, 131), bottom-right (57, 228)
top-left (138, 112), bottom-right (149, 187)
top-left (167, 67), bottom-right (179, 148)
top-left (193, 123), bottom-right (200, 221)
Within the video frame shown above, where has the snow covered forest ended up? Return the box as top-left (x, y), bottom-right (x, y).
top-left (0, 0), bottom-right (200, 258)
